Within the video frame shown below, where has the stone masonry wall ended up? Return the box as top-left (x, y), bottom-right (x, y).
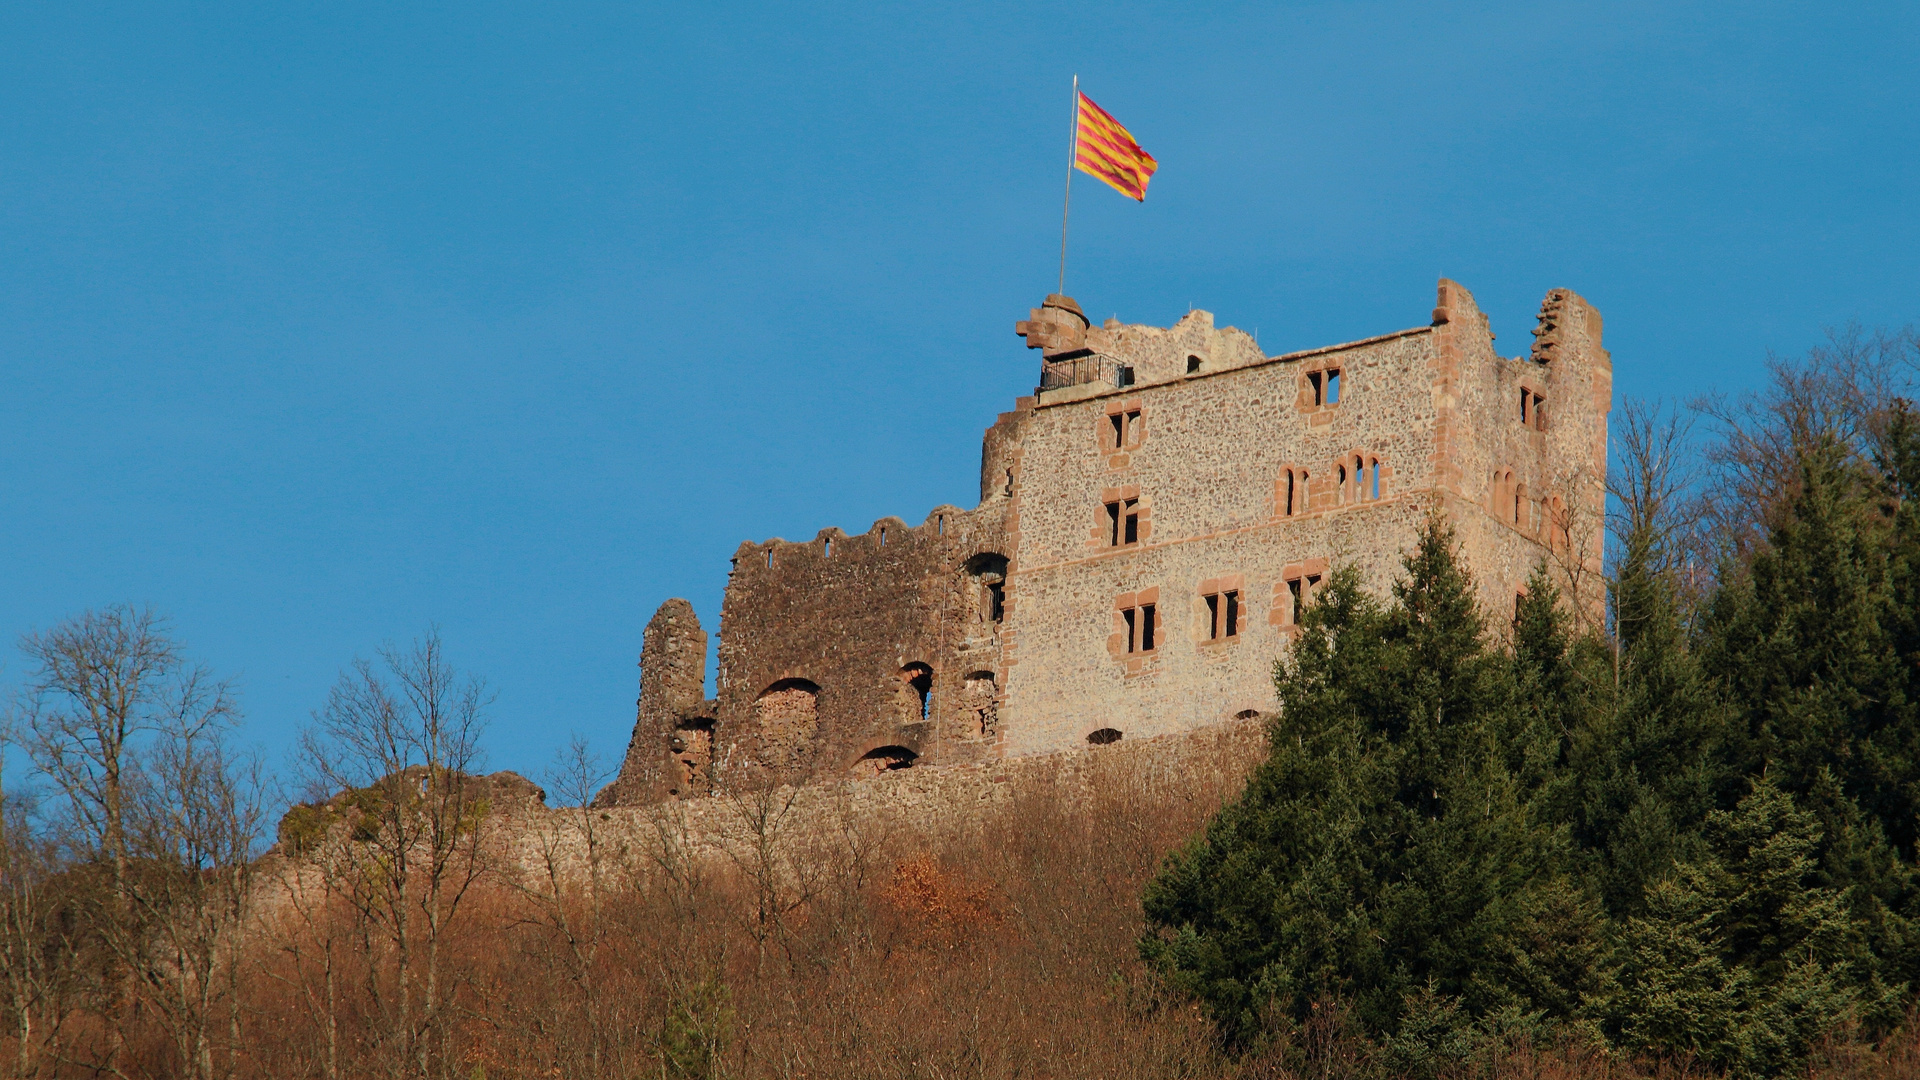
top-left (710, 495), bottom-right (1015, 783)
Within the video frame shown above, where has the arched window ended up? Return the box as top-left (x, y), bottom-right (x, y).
top-left (965, 553), bottom-right (1010, 625)
top-left (1336, 464), bottom-right (1347, 505)
top-left (1285, 469), bottom-right (1296, 515)
top-left (1369, 458), bottom-right (1381, 500)
top-left (852, 745), bottom-right (917, 777)
top-left (962, 671), bottom-right (998, 739)
top-left (755, 679), bottom-right (820, 769)
top-left (1087, 728), bottom-right (1123, 746)
top-left (899, 663), bottom-right (933, 722)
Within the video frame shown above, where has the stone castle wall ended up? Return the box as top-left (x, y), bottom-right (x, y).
top-left (597, 278), bottom-right (1611, 807)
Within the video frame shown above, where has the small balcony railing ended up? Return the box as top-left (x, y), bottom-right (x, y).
top-left (1039, 354), bottom-right (1135, 392)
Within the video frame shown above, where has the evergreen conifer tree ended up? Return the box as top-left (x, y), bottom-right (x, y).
top-left (1141, 518), bottom-right (1599, 1048)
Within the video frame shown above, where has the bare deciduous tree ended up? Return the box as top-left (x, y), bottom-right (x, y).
top-left (0, 732), bottom-right (81, 1079)
top-left (300, 628), bottom-right (491, 1080)
top-left (14, 605), bottom-right (252, 1079)
top-left (1695, 324), bottom-right (1919, 560)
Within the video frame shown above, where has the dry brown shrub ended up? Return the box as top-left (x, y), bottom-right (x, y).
top-left (879, 854), bottom-right (1001, 947)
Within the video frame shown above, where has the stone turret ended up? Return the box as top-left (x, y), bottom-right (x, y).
top-left (1016, 294), bottom-right (1091, 358)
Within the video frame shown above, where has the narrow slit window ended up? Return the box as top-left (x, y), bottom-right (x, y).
top-left (1355, 456), bottom-right (1366, 500)
top-left (1286, 577), bottom-right (1303, 624)
top-left (1140, 604), bottom-right (1156, 651)
top-left (987, 581), bottom-right (1005, 622)
top-left (1225, 590), bottom-right (1239, 636)
top-left (1520, 388), bottom-right (1531, 425)
top-left (1285, 470), bottom-right (1296, 515)
top-left (824, 539), bottom-right (832, 557)
top-left (1205, 593), bottom-right (1221, 639)
top-left (766, 550), bottom-right (774, 568)
top-left (937, 515), bottom-right (945, 535)
top-left (1122, 607), bottom-right (1137, 652)
top-left (1370, 459), bottom-right (1381, 500)
top-left (1336, 465), bottom-right (1347, 505)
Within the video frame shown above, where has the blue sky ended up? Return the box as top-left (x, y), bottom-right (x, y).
top-left (3, 2), bottom-right (1915, 789)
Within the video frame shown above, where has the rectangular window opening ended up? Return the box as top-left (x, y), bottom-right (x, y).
top-left (1106, 501), bottom-right (1121, 546)
top-left (1224, 590), bottom-right (1239, 637)
top-left (1205, 593), bottom-right (1221, 639)
top-left (1125, 409), bottom-right (1142, 447)
top-left (1520, 388), bottom-right (1530, 425)
top-left (1122, 607), bottom-right (1137, 653)
top-left (1307, 371), bottom-right (1323, 406)
top-left (988, 581), bottom-right (1005, 622)
top-left (1123, 500), bottom-right (1139, 545)
top-left (1141, 604), bottom-right (1156, 651)
top-left (1370, 460), bottom-right (1381, 500)
top-left (1108, 413), bottom-right (1124, 449)
top-left (1286, 578), bottom-right (1303, 624)
top-left (1285, 471), bottom-right (1296, 515)
top-left (1533, 394), bottom-right (1548, 431)
top-left (1326, 369), bottom-right (1341, 404)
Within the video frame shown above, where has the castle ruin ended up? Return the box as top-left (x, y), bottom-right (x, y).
top-left (595, 278), bottom-right (1611, 805)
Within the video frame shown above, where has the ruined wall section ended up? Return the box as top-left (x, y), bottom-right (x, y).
top-left (1433, 281), bottom-right (1612, 630)
top-left (1093, 309), bottom-right (1268, 384)
top-left (712, 495), bottom-right (1015, 785)
top-left (591, 599), bottom-right (714, 803)
top-left (594, 599), bottom-right (716, 807)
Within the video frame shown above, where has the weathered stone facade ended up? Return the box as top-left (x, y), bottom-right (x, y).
top-left (598, 279), bottom-right (1610, 806)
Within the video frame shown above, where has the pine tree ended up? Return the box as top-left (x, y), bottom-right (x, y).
top-left (1615, 779), bottom-right (1892, 1077)
top-left (1141, 518), bottom-right (1597, 1048)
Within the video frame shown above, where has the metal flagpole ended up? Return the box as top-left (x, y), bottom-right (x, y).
top-left (1058, 74), bottom-right (1078, 296)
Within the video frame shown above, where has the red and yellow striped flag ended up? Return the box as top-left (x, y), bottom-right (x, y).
top-left (1074, 93), bottom-right (1158, 201)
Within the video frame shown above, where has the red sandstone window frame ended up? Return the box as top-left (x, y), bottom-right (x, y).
top-left (1102, 402), bottom-right (1144, 452)
top-left (1301, 366), bottom-right (1344, 411)
top-left (1272, 561), bottom-right (1328, 632)
top-left (1279, 467), bottom-right (1309, 516)
top-left (1111, 587), bottom-right (1162, 661)
top-left (1203, 589), bottom-right (1240, 641)
top-left (1520, 387), bottom-right (1547, 431)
